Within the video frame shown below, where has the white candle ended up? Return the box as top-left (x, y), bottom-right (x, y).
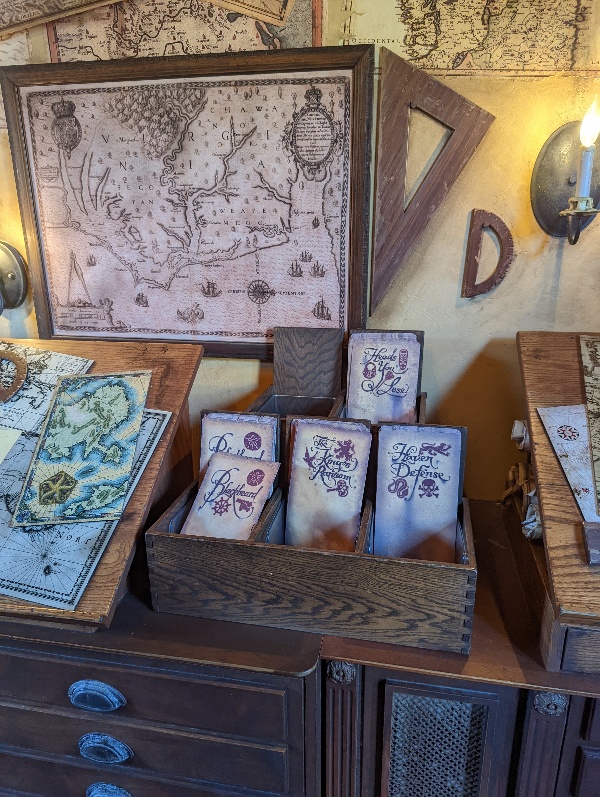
top-left (577, 144), bottom-right (595, 198)
top-left (576, 97), bottom-right (600, 198)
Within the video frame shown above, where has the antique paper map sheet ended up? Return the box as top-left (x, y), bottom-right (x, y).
top-left (537, 404), bottom-right (600, 524)
top-left (12, 371), bottom-right (151, 526)
top-left (0, 0), bottom-right (117, 37)
top-left (0, 342), bottom-right (92, 433)
top-left (325, 0), bottom-right (600, 72)
top-left (0, 31), bottom-right (31, 126)
top-left (46, 0), bottom-right (315, 62)
top-left (0, 408), bottom-right (170, 609)
top-left (20, 71), bottom-right (351, 343)
top-left (580, 335), bottom-right (600, 512)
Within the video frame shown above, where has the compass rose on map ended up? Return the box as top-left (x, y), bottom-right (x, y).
top-left (247, 280), bottom-right (275, 304)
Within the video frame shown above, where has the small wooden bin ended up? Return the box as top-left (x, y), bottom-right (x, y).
top-left (146, 483), bottom-right (476, 654)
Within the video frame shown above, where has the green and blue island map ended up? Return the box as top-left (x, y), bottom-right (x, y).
top-left (12, 371), bottom-right (151, 526)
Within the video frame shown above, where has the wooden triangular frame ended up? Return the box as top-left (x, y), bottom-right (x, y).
top-left (371, 49), bottom-right (494, 312)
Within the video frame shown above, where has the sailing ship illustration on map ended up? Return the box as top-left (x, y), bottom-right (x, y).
top-left (22, 74), bottom-right (350, 343)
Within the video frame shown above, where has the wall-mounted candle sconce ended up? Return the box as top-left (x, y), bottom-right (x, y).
top-left (0, 242), bottom-right (28, 315)
top-left (531, 98), bottom-right (600, 244)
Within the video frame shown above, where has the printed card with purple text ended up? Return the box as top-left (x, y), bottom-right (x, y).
top-left (374, 424), bottom-right (465, 562)
top-left (286, 418), bottom-right (371, 551)
top-left (346, 331), bottom-right (422, 424)
top-left (200, 412), bottom-right (277, 479)
top-left (181, 452), bottom-right (279, 540)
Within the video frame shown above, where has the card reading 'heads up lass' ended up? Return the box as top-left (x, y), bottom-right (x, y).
top-left (346, 331), bottom-right (422, 424)
top-left (374, 424), bottom-right (466, 562)
top-left (181, 452), bottom-right (279, 540)
top-left (286, 419), bottom-right (371, 551)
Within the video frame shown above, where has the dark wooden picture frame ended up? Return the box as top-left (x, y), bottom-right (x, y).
top-left (1, 46), bottom-right (373, 359)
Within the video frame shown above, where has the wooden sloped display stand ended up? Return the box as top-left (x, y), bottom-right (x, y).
top-left (518, 331), bottom-right (600, 673)
top-left (0, 338), bottom-right (202, 630)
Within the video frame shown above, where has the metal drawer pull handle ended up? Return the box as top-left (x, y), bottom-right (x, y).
top-left (68, 680), bottom-right (127, 712)
top-left (86, 785), bottom-right (134, 797)
top-left (78, 733), bottom-right (133, 765)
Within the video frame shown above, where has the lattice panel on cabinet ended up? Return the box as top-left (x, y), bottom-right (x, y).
top-left (386, 691), bottom-right (487, 797)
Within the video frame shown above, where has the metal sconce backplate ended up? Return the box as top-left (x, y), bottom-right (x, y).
top-left (0, 242), bottom-right (27, 310)
top-left (531, 121), bottom-right (600, 238)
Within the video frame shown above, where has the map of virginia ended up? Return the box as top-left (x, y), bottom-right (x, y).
top-left (22, 71), bottom-right (351, 342)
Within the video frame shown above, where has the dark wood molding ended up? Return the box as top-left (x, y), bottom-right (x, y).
top-left (325, 660), bottom-right (362, 797)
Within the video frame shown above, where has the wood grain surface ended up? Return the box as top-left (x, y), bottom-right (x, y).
top-left (518, 333), bottom-right (600, 616)
top-left (147, 496), bottom-right (476, 653)
top-left (273, 327), bottom-right (343, 397)
top-left (322, 501), bottom-right (600, 695)
top-left (0, 338), bottom-right (202, 629)
top-left (370, 49), bottom-right (494, 312)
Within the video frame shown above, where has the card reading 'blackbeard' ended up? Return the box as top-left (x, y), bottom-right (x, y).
top-left (181, 452), bottom-right (279, 540)
top-left (374, 424), bottom-right (465, 562)
top-left (346, 332), bottom-right (422, 424)
top-left (286, 419), bottom-right (371, 550)
top-left (200, 413), bottom-right (277, 479)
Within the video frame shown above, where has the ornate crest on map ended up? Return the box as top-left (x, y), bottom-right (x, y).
top-left (286, 86), bottom-right (341, 180)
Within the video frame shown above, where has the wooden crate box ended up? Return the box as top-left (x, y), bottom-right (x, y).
top-left (146, 483), bottom-right (476, 654)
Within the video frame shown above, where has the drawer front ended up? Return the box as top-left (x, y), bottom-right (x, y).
top-left (0, 746), bottom-right (253, 797)
top-left (0, 650), bottom-right (292, 741)
top-left (576, 747), bottom-right (600, 797)
top-left (0, 703), bottom-right (297, 795)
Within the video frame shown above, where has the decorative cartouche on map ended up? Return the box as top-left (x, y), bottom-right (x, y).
top-left (286, 418), bottom-right (371, 551)
top-left (374, 424), bottom-right (465, 562)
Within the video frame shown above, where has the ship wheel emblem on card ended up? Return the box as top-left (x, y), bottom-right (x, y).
top-left (0, 350), bottom-right (27, 402)
top-left (557, 424), bottom-right (579, 440)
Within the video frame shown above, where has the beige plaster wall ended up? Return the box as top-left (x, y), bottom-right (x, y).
top-left (1, 58), bottom-right (598, 499)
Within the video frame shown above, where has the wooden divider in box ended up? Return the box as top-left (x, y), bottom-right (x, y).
top-left (247, 327), bottom-right (345, 467)
top-left (146, 480), bottom-right (476, 653)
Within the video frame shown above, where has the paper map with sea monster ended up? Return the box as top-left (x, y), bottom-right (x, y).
top-left (21, 70), bottom-right (351, 342)
top-left (0, 408), bottom-right (170, 609)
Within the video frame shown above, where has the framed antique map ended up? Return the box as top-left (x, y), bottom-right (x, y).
top-left (1, 47), bottom-right (372, 358)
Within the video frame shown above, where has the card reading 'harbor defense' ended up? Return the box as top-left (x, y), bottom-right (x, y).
top-left (374, 424), bottom-right (464, 562)
top-left (12, 371), bottom-right (151, 526)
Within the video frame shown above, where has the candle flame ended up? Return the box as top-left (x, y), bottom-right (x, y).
top-left (580, 96), bottom-right (600, 147)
